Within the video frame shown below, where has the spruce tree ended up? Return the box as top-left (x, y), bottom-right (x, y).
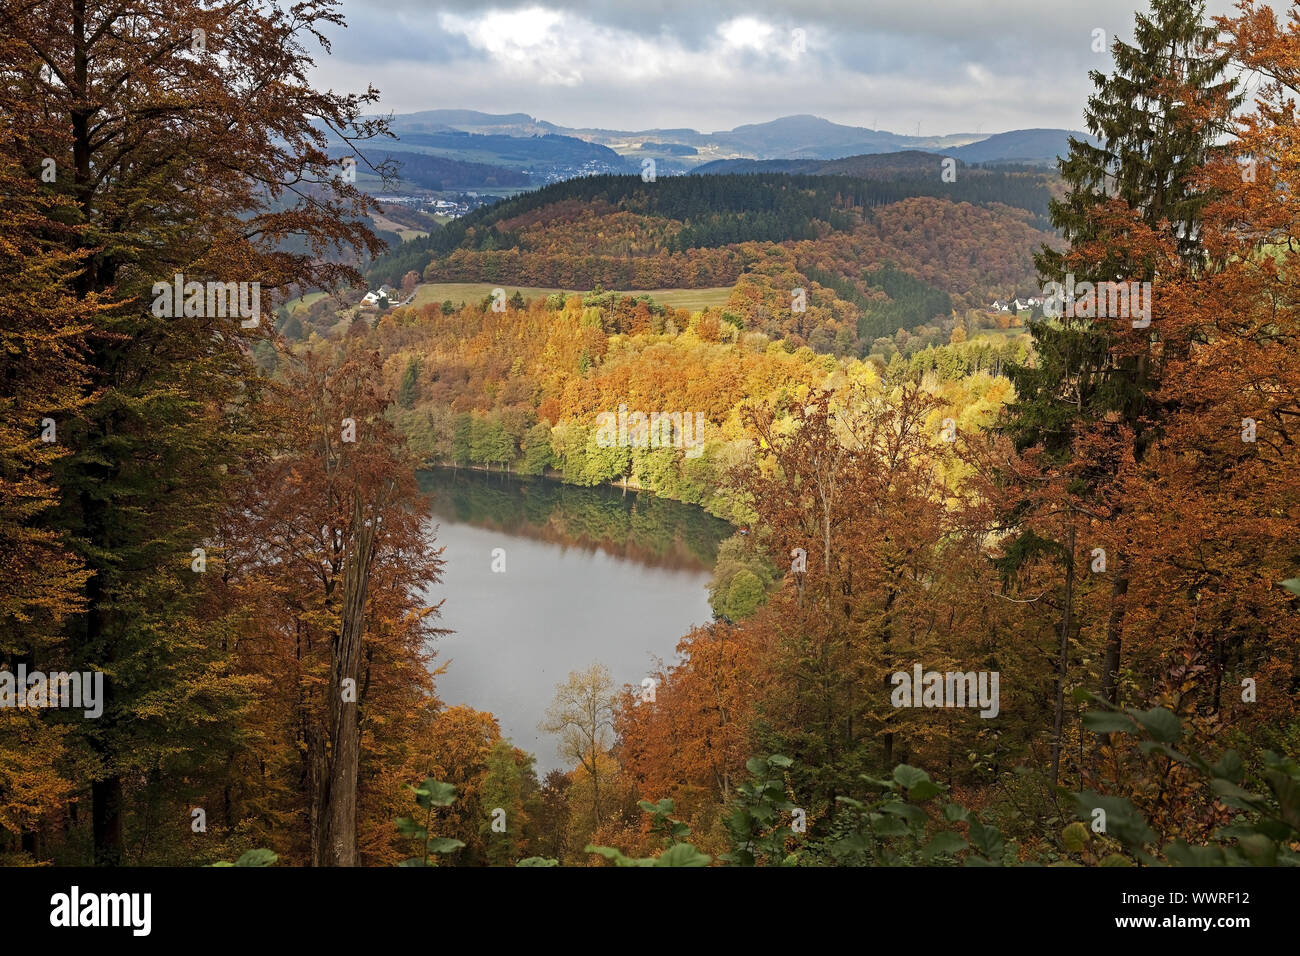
top-left (398, 356), bottom-right (421, 410)
top-left (1000, 0), bottom-right (1240, 741)
top-left (1011, 0), bottom-right (1241, 459)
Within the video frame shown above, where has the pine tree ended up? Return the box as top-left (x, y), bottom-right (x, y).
top-left (397, 356), bottom-right (421, 410)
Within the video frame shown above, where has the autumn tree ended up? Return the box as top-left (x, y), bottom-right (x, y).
top-left (540, 664), bottom-right (616, 824)
top-left (1087, 0), bottom-right (1300, 820)
top-left (1006, 0), bottom-right (1240, 741)
top-left (1, 0), bottom-right (393, 864)
top-left (614, 623), bottom-right (761, 854)
top-left (0, 66), bottom-right (93, 856)
top-left (219, 347), bottom-right (444, 865)
top-left (734, 374), bottom-right (1001, 826)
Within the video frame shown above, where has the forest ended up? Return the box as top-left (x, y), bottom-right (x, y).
top-left (365, 167), bottom-right (1057, 305)
top-left (2, 0), bottom-right (1300, 871)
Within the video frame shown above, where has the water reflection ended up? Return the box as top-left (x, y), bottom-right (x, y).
top-left (418, 469), bottom-right (731, 771)
top-left (418, 469), bottom-right (732, 571)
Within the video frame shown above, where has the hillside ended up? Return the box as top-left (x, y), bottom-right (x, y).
top-left (363, 166), bottom-right (1057, 357)
top-left (947, 127), bottom-right (1099, 164)
top-left (693, 150), bottom-right (960, 177)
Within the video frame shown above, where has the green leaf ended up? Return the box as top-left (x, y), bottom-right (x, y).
top-left (942, 803), bottom-right (970, 823)
top-left (1279, 578), bottom-right (1300, 596)
top-left (517, 857), bottom-right (560, 867)
top-left (654, 843), bottom-right (712, 867)
top-left (1072, 792), bottom-right (1155, 848)
top-left (1061, 822), bottom-right (1089, 853)
top-left (880, 800), bottom-right (927, 825)
top-left (1135, 707), bottom-right (1181, 744)
top-left (425, 837), bottom-right (465, 854)
top-left (233, 848), bottom-right (277, 867)
top-left (1136, 741), bottom-right (1191, 764)
top-left (1211, 750), bottom-right (1245, 785)
top-left (858, 774), bottom-right (895, 790)
top-left (920, 831), bottom-right (968, 860)
top-left (892, 765), bottom-right (930, 790)
top-left (586, 844), bottom-right (654, 867)
top-left (967, 820), bottom-right (1004, 859)
top-left (1081, 710), bottom-right (1135, 735)
top-left (907, 780), bottom-right (943, 802)
top-left (416, 779), bottom-right (457, 808)
top-left (1211, 778), bottom-right (1265, 811)
top-left (394, 816), bottom-right (427, 839)
top-left (767, 754), bottom-right (793, 768)
top-left (873, 816), bottom-right (910, 837)
top-left (1240, 835), bottom-right (1277, 866)
top-left (1165, 841), bottom-right (1224, 866)
top-left (586, 845), bottom-right (632, 865)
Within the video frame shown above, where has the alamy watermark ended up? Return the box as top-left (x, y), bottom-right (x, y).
top-left (151, 273), bottom-right (260, 328)
top-left (1041, 274), bottom-right (1151, 328)
top-left (594, 404), bottom-right (706, 459)
top-left (890, 664), bottom-right (999, 718)
top-left (1, 665), bottom-right (104, 718)
top-left (50, 886), bottom-right (150, 936)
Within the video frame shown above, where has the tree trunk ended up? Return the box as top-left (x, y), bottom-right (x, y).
top-left (881, 583), bottom-right (898, 768)
top-left (1050, 524), bottom-right (1076, 789)
top-left (92, 777), bottom-right (124, 866)
top-left (1100, 565), bottom-right (1129, 706)
top-left (317, 495), bottom-right (377, 866)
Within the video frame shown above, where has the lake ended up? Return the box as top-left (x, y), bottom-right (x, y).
top-left (417, 469), bottom-right (732, 773)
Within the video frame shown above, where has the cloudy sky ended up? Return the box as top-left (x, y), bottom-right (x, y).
top-left (311, 0), bottom-right (1256, 135)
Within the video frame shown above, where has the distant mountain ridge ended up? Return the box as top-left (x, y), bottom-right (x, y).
top-left (347, 110), bottom-right (1090, 193)
top-left (383, 110), bottom-right (1085, 166)
top-left (947, 128), bottom-right (1095, 164)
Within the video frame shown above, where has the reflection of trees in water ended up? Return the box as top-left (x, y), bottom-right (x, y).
top-left (417, 469), bottom-right (731, 572)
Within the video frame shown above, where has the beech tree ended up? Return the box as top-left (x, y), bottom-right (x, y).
top-left (0, 54), bottom-right (92, 854)
top-left (1, 0), bottom-right (393, 864)
top-left (221, 347), bottom-right (443, 866)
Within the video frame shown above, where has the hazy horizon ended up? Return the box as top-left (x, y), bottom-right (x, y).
top-left (309, 0), bottom-right (1257, 137)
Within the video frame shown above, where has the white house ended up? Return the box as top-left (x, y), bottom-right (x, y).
top-left (360, 284), bottom-right (398, 309)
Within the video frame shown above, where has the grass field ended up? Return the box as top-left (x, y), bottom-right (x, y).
top-left (284, 291), bottom-right (329, 314)
top-left (371, 211), bottom-right (429, 242)
top-left (968, 328), bottom-right (1030, 345)
top-left (410, 282), bottom-right (734, 311)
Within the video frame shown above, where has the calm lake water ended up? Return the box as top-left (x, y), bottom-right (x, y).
top-left (417, 470), bottom-right (732, 772)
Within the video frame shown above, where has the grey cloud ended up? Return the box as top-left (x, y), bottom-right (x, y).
top-left (310, 0), bottom-right (1261, 134)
